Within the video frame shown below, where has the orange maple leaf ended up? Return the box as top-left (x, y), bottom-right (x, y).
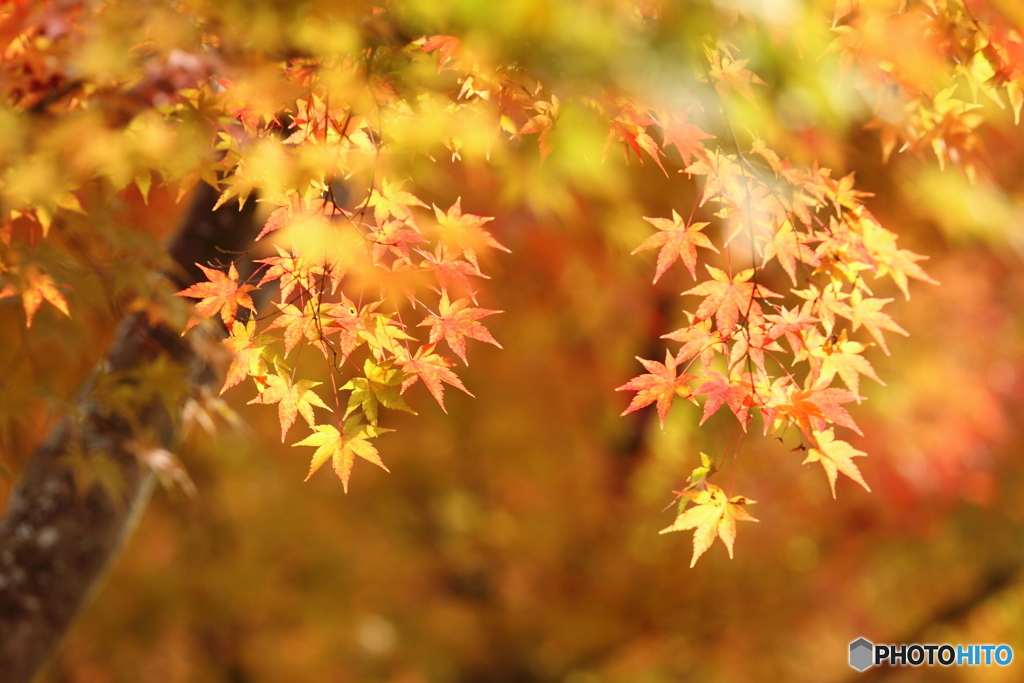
top-left (761, 221), bottom-right (820, 285)
top-left (418, 291), bottom-right (502, 365)
top-left (683, 265), bottom-right (782, 334)
top-left (397, 344), bottom-right (473, 412)
top-left (660, 483), bottom-right (758, 567)
top-left (18, 267), bottom-right (71, 328)
top-left (265, 301), bottom-right (326, 357)
top-left (772, 385), bottom-right (862, 438)
top-left (804, 428), bottom-right (871, 498)
top-left (363, 178), bottom-right (428, 227)
top-left (422, 34), bottom-right (461, 71)
top-left (706, 47), bottom-right (766, 103)
top-left (633, 211), bottom-right (719, 281)
top-left (433, 198), bottom-right (509, 271)
top-left (176, 263), bottom-right (256, 330)
top-left (248, 373), bottom-right (332, 441)
top-left (605, 102), bottom-right (666, 174)
top-left (616, 350), bottom-right (699, 429)
top-left (221, 320), bottom-right (273, 394)
top-left (520, 95), bottom-right (559, 162)
top-left (658, 108), bottom-right (714, 166)
top-left (662, 318), bottom-right (726, 371)
top-left (418, 244), bottom-right (487, 302)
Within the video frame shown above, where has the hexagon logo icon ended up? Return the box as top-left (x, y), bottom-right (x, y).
top-left (849, 638), bottom-right (874, 671)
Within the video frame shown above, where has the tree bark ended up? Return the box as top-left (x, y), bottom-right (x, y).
top-left (0, 184), bottom-right (258, 683)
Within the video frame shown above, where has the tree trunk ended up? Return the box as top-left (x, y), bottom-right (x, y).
top-left (0, 184), bottom-right (258, 683)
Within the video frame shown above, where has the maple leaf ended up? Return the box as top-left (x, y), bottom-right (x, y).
top-left (706, 47), bottom-right (766, 103)
top-left (695, 371), bottom-right (756, 429)
top-left (728, 306), bottom-right (784, 376)
top-left (519, 95), bottom-right (559, 162)
top-left (362, 178), bottom-right (428, 227)
top-left (811, 330), bottom-right (884, 397)
top-left (422, 34), bottom-right (461, 71)
top-left (19, 267), bottom-right (71, 328)
top-left (397, 344), bottom-right (473, 412)
top-left (248, 373), bottom-right (332, 442)
top-left (368, 218), bottom-right (428, 263)
top-left (265, 300), bottom-right (328, 357)
top-left (660, 483), bottom-right (758, 567)
top-left (319, 299), bottom-right (368, 363)
top-left (418, 244), bottom-right (487, 302)
top-left (761, 221), bottom-right (820, 285)
top-left (662, 317), bottom-right (726, 371)
top-left (433, 198), bottom-right (509, 271)
top-left (604, 102), bottom-right (666, 174)
top-left (682, 265), bottom-right (782, 335)
top-left (773, 385), bottom-right (862, 437)
top-left (658, 108), bottom-right (714, 166)
top-left (835, 289), bottom-right (908, 354)
top-left (221, 320), bottom-right (274, 394)
top-left (804, 428), bottom-right (870, 498)
top-left (255, 247), bottom-right (318, 303)
top-left (293, 417), bottom-right (390, 492)
top-left (862, 221), bottom-right (938, 298)
top-left (418, 291), bottom-right (502, 365)
top-left (633, 211), bottom-right (719, 282)
top-left (764, 304), bottom-right (819, 356)
top-left (792, 282), bottom-right (849, 336)
top-left (255, 199), bottom-right (345, 242)
top-left (342, 359), bottom-right (416, 425)
top-left (356, 303), bottom-right (416, 359)
top-left (616, 350), bottom-right (698, 429)
top-left (176, 263), bottom-right (256, 331)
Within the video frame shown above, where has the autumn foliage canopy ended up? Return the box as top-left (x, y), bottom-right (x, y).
top-left (2, 0), bottom-right (1023, 578)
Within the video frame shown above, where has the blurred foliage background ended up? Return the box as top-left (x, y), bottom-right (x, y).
top-left (3, 0), bottom-right (1024, 681)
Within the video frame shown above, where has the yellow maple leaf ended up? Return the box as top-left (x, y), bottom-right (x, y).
top-left (660, 483), bottom-right (758, 567)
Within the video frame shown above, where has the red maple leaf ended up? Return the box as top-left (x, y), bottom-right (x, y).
top-left (418, 292), bottom-right (502, 365)
top-left (695, 371), bottom-right (757, 429)
top-left (616, 350), bottom-right (698, 428)
top-left (682, 265), bottom-right (782, 335)
top-left (176, 262), bottom-right (256, 330)
top-left (633, 211), bottom-right (719, 281)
